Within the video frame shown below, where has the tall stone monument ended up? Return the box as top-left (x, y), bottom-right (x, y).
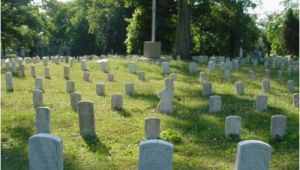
top-left (143, 0), bottom-right (161, 59)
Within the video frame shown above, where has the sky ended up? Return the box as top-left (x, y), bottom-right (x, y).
top-left (33, 0), bottom-right (285, 18)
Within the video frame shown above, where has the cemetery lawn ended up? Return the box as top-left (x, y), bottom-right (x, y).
top-left (1, 58), bottom-right (299, 170)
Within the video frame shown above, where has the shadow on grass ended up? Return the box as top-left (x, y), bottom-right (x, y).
top-left (113, 108), bottom-right (131, 117)
top-left (130, 92), bottom-right (158, 104)
top-left (1, 125), bottom-right (34, 170)
top-left (82, 136), bottom-right (110, 155)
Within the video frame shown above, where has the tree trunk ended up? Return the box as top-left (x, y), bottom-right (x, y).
top-left (175, 0), bottom-right (190, 60)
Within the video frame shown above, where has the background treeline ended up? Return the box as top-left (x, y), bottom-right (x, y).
top-left (1, 0), bottom-right (299, 59)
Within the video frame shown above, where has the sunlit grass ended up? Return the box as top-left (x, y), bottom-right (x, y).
top-left (1, 58), bottom-right (299, 169)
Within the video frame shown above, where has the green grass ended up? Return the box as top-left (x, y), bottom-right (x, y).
top-left (1, 58), bottom-right (299, 170)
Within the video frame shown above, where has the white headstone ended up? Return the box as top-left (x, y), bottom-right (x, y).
top-left (157, 88), bottom-right (174, 114)
top-left (262, 79), bottom-right (270, 93)
top-left (5, 72), bottom-right (13, 91)
top-left (225, 116), bottom-right (241, 137)
top-left (66, 80), bottom-right (75, 93)
top-left (165, 77), bottom-right (174, 91)
top-left (35, 107), bottom-right (51, 133)
top-left (96, 82), bottom-right (105, 96)
top-left (128, 62), bottom-right (137, 73)
top-left (235, 140), bottom-right (271, 170)
top-left (208, 61), bottom-right (215, 72)
top-left (138, 139), bottom-right (174, 170)
top-left (33, 90), bottom-right (43, 108)
top-left (29, 134), bottom-right (63, 170)
top-left (125, 82), bottom-right (134, 95)
top-left (209, 95), bottom-right (222, 113)
top-left (161, 62), bottom-right (170, 74)
top-left (78, 101), bottom-right (96, 137)
top-left (199, 72), bottom-right (208, 82)
top-left (202, 82), bottom-right (212, 96)
top-left (189, 62), bottom-right (197, 73)
top-left (83, 71), bottom-right (90, 82)
top-left (111, 93), bottom-right (123, 110)
top-left (34, 77), bottom-right (43, 91)
top-left (138, 72), bottom-right (145, 81)
top-left (271, 115), bottom-right (287, 140)
top-left (70, 92), bottom-right (82, 111)
top-left (44, 67), bottom-right (50, 79)
top-left (256, 95), bottom-right (268, 111)
top-left (235, 81), bottom-right (244, 96)
top-left (145, 118), bottom-right (160, 139)
top-left (64, 66), bottom-right (70, 80)
top-left (31, 65), bottom-right (36, 77)
top-left (107, 73), bottom-right (114, 81)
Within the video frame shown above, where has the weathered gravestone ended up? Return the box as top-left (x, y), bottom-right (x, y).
top-left (83, 71), bottom-right (90, 82)
top-left (165, 77), bottom-right (174, 91)
top-left (44, 67), bottom-right (50, 79)
top-left (33, 90), bottom-right (43, 108)
top-left (80, 59), bottom-right (89, 71)
top-left (128, 62), bottom-right (137, 73)
top-left (70, 92), bottom-right (82, 111)
top-left (256, 95), bottom-right (268, 111)
top-left (287, 80), bottom-right (295, 93)
top-left (35, 107), bottom-right (51, 133)
top-left (157, 88), bottom-right (174, 114)
top-left (271, 115), bottom-right (287, 140)
top-left (20, 63), bottom-right (25, 77)
top-left (138, 71), bottom-right (145, 81)
top-left (34, 77), bottom-right (43, 91)
top-left (66, 80), bottom-right (75, 93)
top-left (209, 95), bottom-right (222, 113)
top-left (99, 59), bottom-right (109, 73)
top-left (5, 72), bottom-right (13, 91)
top-left (138, 139), bottom-right (174, 170)
top-left (125, 82), bottom-right (134, 95)
top-left (262, 79), bottom-right (270, 93)
top-left (31, 65), bottom-right (36, 77)
top-left (293, 93), bottom-right (299, 107)
top-left (29, 134), bottom-right (63, 170)
top-left (235, 81), bottom-right (244, 96)
top-left (96, 82), bottom-right (105, 96)
top-left (208, 61), bottom-right (215, 72)
top-left (224, 70), bottom-right (231, 80)
top-left (107, 73), bottom-right (114, 81)
top-left (78, 101), bottom-right (96, 137)
top-left (225, 116), bottom-right (241, 137)
top-left (111, 93), bottom-right (123, 110)
top-left (161, 62), bottom-right (170, 74)
top-left (235, 140), bottom-right (271, 170)
top-left (202, 82), bottom-right (212, 96)
top-left (199, 72), bottom-right (208, 82)
top-left (189, 62), bottom-right (197, 74)
top-left (145, 118), bottom-right (160, 139)
top-left (64, 66), bottom-right (70, 80)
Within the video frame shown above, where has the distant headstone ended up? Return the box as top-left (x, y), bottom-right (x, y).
top-left (161, 62), bottom-right (170, 74)
top-left (33, 90), bottom-right (43, 108)
top-left (271, 115), bottom-right (287, 140)
top-left (262, 79), bottom-right (270, 93)
top-left (235, 140), bottom-right (271, 170)
top-left (199, 72), bottom-right (208, 82)
top-left (31, 65), bottom-right (36, 77)
top-left (277, 70), bottom-right (282, 77)
top-left (96, 82), bottom-right (105, 96)
top-left (44, 67), bottom-right (50, 79)
top-left (208, 61), bottom-right (215, 72)
top-left (165, 77), bottom-right (174, 91)
top-left (99, 59), bottom-right (109, 73)
top-left (189, 62), bottom-right (197, 74)
top-left (293, 93), bottom-right (299, 107)
top-left (78, 101), bottom-right (96, 137)
top-left (138, 72), bottom-right (145, 81)
top-left (64, 66), bottom-right (70, 80)
top-left (145, 118), bottom-right (160, 139)
top-left (20, 63), bottom-right (25, 77)
top-left (225, 116), bottom-right (241, 137)
top-left (248, 69), bottom-right (255, 80)
top-left (83, 71), bottom-right (90, 82)
top-left (287, 80), bottom-right (295, 93)
top-left (125, 82), bottom-right (134, 95)
top-left (235, 81), bottom-right (244, 96)
top-left (29, 134), bottom-right (63, 170)
top-left (80, 59), bottom-right (89, 71)
top-left (128, 62), bottom-right (137, 73)
top-left (34, 77), bottom-right (43, 91)
top-left (5, 72), bottom-right (13, 91)
top-left (224, 70), bottom-right (231, 80)
top-left (202, 82), bottom-right (212, 96)
top-left (107, 73), bottom-right (114, 81)
top-left (12, 61), bottom-right (17, 74)
top-left (138, 139), bottom-right (174, 170)
top-left (256, 95), bottom-right (268, 111)
top-left (70, 92), bottom-right (82, 111)
top-left (157, 88), bottom-right (174, 114)
top-left (209, 95), bottom-right (222, 113)
top-left (35, 107), bottom-right (51, 133)
top-left (111, 93), bottom-right (123, 110)
top-left (220, 62), bottom-right (226, 71)
top-left (66, 80), bottom-right (75, 93)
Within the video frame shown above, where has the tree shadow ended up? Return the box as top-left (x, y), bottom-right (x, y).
top-left (82, 136), bottom-right (110, 155)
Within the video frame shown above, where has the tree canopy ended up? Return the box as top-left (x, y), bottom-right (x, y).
top-left (1, 0), bottom-right (298, 59)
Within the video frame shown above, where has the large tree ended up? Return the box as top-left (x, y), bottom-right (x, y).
top-left (282, 8), bottom-right (299, 59)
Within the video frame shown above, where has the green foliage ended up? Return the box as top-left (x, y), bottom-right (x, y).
top-left (282, 8), bottom-right (299, 58)
top-left (161, 128), bottom-right (183, 144)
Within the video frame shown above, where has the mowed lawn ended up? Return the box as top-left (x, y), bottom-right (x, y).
top-left (1, 57), bottom-right (299, 170)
